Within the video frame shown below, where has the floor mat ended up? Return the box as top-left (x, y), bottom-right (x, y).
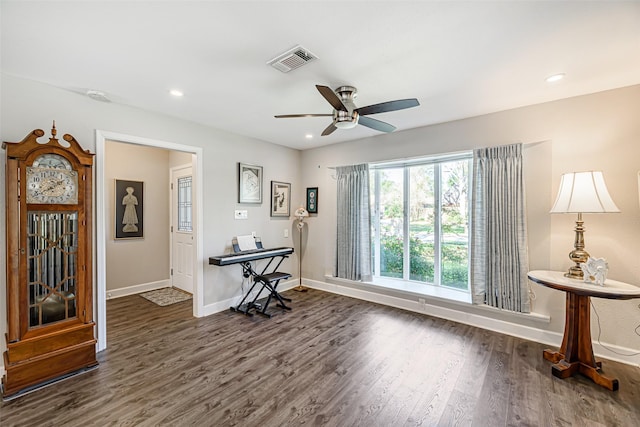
top-left (140, 287), bottom-right (192, 306)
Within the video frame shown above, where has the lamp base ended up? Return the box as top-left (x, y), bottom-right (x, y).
top-left (564, 266), bottom-right (584, 280)
top-left (564, 213), bottom-right (588, 280)
top-left (293, 285), bottom-right (308, 292)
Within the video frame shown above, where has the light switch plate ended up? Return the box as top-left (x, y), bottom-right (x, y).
top-left (234, 210), bottom-right (248, 220)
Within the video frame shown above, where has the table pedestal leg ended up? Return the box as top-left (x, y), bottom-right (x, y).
top-left (543, 293), bottom-right (619, 391)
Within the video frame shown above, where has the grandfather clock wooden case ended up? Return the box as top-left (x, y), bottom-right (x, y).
top-left (2, 126), bottom-right (97, 398)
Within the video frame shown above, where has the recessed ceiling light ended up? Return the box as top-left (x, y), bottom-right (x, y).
top-left (305, 134), bottom-right (313, 139)
top-left (169, 89), bottom-right (184, 97)
top-left (545, 73), bottom-right (565, 83)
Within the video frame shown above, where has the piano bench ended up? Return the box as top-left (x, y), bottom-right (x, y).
top-left (256, 272), bottom-right (292, 283)
top-left (252, 272), bottom-right (293, 315)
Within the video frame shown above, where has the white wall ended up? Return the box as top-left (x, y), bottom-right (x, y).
top-left (0, 74), bottom-right (302, 360)
top-left (299, 84), bottom-right (640, 363)
top-left (105, 141), bottom-right (171, 292)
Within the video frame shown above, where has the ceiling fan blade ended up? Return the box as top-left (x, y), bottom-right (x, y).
top-left (355, 98), bottom-right (420, 116)
top-left (316, 85), bottom-right (348, 111)
top-left (321, 121), bottom-right (338, 136)
top-left (358, 116), bottom-right (397, 133)
top-left (275, 114), bottom-right (333, 118)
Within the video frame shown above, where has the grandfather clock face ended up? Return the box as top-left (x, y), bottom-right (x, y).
top-left (26, 153), bottom-right (78, 204)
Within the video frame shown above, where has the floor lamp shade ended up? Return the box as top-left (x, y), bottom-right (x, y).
top-left (550, 171), bottom-right (619, 279)
top-left (295, 206), bottom-right (309, 229)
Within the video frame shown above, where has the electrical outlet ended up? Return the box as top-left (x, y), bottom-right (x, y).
top-left (234, 210), bottom-right (248, 220)
top-left (284, 229), bottom-right (289, 238)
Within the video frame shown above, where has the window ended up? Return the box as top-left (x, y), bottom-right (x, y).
top-left (371, 153), bottom-right (472, 290)
top-left (177, 176), bottom-right (192, 232)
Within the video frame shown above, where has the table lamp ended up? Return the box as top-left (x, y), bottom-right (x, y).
top-left (294, 206), bottom-right (309, 291)
top-left (550, 171), bottom-right (619, 279)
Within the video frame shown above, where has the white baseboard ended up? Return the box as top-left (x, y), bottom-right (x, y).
top-left (305, 278), bottom-right (640, 367)
top-left (106, 279), bottom-right (171, 300)
top-left (200, 278), bottom-right (298, 317)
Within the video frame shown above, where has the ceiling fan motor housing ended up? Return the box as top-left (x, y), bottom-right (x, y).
top-left (334, 86), bottom-right (359, 129)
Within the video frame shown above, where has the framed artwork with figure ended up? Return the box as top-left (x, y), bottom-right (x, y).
top-left (271, 181), bottom-right (291, 217)
top-left (115, 179), bottom-right (144, 239)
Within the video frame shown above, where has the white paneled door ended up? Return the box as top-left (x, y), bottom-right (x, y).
top-left (171, 165), bottom-right (194, 294)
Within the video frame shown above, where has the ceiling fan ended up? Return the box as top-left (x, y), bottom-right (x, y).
top-left (275, 85), bottom-right (420, 136)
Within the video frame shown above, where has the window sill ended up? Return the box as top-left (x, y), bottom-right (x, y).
top-left (325, 275), bottom-right (472, 304)
top-left (367, 276), bottom-right (472, 304)
top-left (323, 275), bottom-right (550, 325)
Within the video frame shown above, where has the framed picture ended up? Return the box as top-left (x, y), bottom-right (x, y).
top-left (271, 181), bottom-right (291, 217)
top-left (238, 162), bottom-right (263, 204)
top-left (306, 187), bottom-right (318, 214)
top-left (115, 179), bottom-right (144, 239)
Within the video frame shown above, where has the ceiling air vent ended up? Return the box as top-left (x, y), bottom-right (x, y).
top-left (267, 45), bottom-right (317, 73)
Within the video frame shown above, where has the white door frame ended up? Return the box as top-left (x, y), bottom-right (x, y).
top-left (95, 130), bottom-right (204, 352)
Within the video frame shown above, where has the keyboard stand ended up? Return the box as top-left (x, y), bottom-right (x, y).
top-left (230, 254), bottom-right (292, 318)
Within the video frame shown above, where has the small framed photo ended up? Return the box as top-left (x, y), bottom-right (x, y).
top-left (238, 162), bottom-right (263, 204)
top-left (306, 187), bottom-right (318, 214)
top-left (271, 181), bottom-right (291, 217)
top-left (115, 179), bottom-right (144, 239)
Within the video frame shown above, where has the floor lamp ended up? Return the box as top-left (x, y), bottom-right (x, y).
top-left (294, 206), bottom-right (309, 292)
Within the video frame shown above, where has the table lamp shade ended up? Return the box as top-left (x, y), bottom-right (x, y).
top-left (550, 171), bottom-right (619, 214)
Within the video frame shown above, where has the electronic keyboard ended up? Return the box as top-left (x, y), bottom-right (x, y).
top-left (209, 247), bottom-right (293, 266)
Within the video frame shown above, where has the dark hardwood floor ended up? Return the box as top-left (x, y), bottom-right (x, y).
top-left (2, 289), bottom-right (640, 426)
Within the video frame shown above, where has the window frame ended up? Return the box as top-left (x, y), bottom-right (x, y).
top-left (370, 151), bottom-right (473, 290)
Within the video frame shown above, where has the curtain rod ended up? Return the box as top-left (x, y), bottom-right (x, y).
top-left (325, 140), bottom-right (550, 170)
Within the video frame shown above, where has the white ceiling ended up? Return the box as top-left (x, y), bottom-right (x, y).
top-left (2, 1), bottom-right (639, 150)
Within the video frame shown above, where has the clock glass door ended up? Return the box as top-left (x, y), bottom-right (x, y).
top-left (27, 211), bottom-right (78, 327)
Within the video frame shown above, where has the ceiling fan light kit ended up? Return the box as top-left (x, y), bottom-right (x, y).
top-left (275, 84), bottom-right (419, 136)
top-left (333, 110), bottom-right (359, 129)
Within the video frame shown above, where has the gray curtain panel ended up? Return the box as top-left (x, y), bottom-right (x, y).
top-left (470, 143), bottom-right (530, 312)
top-left (335, 164), bottom-right (373, 282)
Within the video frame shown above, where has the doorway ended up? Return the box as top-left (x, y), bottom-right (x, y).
top-left (95, 130), bottom-right (204, 352)
top-left (171, 164), bottom-right (194, 294)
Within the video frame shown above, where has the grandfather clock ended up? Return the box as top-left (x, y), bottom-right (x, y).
top-left (2, 124), bottom-right (97, 398)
